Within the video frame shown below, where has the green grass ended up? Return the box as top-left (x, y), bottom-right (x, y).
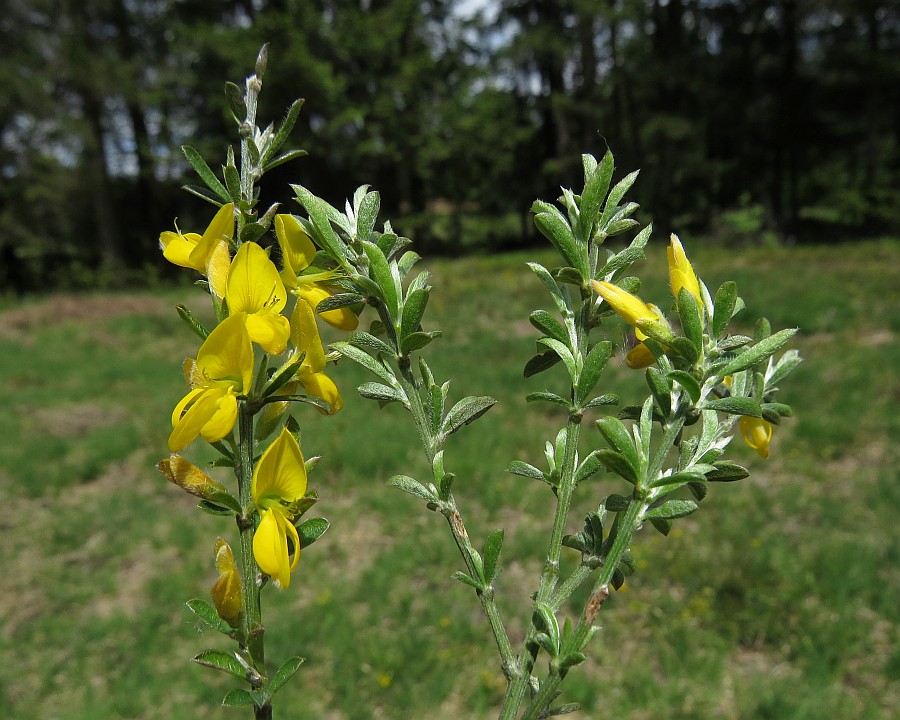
top-left (0, 239), bottom-right (897, 719)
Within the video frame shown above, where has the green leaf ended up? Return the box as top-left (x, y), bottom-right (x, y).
top-left (452, 571), bottom-right (484, 591)
top-left (332, 341), bottom-right (396, 384)
top-left (649, 518), bottom-right (672, 536)
top-left (224, 82), bottom-right (246, 120)
top-left (532, 602), bottom-right (560, 656)
top-left (506, 461), bottom-right (546, 481)
top-left (598, 170), bottom-right (639, 231)
top-left (440, 396), bottom-right (497, 439)
top-left (292, 185), bottom-right (351, 263)
top-left (182, 183), bottom-right (226, 207)
top-left (262, 98), bottom-right (306, 164)
top-left (297, 518), bottom-right (329, 548)
top-left (221, 688), bottom-right (255, 707)
top-left (268, 656), bottom-right (305, 698)
top-left (668, 370), bottom-right (701, 403)
top-left (596, 449), bottom-right (638, 484)
top-left (362, 241), bottom-right (401, 319)
top-left (669, 336), bottom-right (699, 365)
top-left (206, 491), bottom-right (242, 515)
top-left (646, 366), bottom-right (672, 417)
top-left (482, 529), bottom-right (504, 583)
top-left (645, 499), bottom-right (699, 521)
top-left (524, 350), bottom-right (562, 378)
top-left (176, 304), bottom-right (210, 340)
top-left (767, 349), bottom-right (802, 386)
top-left (583, 394), bottom-right (618, 410)
top-left (538, 338), bottom-right (577, 383)
top-left (702, 397), bottom-right (762, 417)
top-left (315, 293), bottom-right (366, 313)
top-left (262, 149), bottom-right (308, 172)
top-left (182, 146), bottom-right (230, 202)
top-left (597, 225), bottom-right (651, 279)
top-left (349, 330), bottom-right (393, 356)
top-left (534, 211), bottom-right (587, 279)
top-left (605, 493), bottom-right (631, 511)
top-left (596, 417), bottom-right (642, 474)
top-left (185, 599), bottom-right (233, 636)
top-left (402, 287), bottom-right (430, 338)
top-left (357, 382), bottom-right (407, 406)
top-left (529, 310), bottom-right (569, 345)
top-left (676, 288), bottom-right (703, 352)
top-left (224, 152), bottom-right (240, 203)
top-left (526, 262), bottom-right (568, 315)
top-left (356, 190), bottom-right (380, 241)
top-left (579, 149), bottom-right (614, 241)
top-left (576, 341), bottom-right (612, 403)
top-left (197, 501), bottom-right (235, 517)
top-left (538, 703), bottom-right (583, 719)
top-left (192, 650), bottom-right (249, 680)
top-left (525, 391), bottom-right (570, 409)
top-left (706, 462), bottom-right (750, 482)
top-left (262, 356), bottom-right (305, 399)
top-left (650, 471), bottom-right (706, 489)
top-left (713, 281), bottom-right (738, 337)
top-left (574, 451), bottom-right (604, 483)
top-left (239, 222), bottom-right (268, 243)
top-left (718, 328), bottom-right (798, 377)
top-left (401, 330), bottom-right (441, 354)
top-left (387, 475), bottom-right (438, 503)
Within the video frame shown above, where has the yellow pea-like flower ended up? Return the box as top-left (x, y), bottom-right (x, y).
top-left (286, 300), bottom-right (344, 415)
top-left (226, 241), bottom-right (291, 355)
top-left (591, 280), bottom-right (673, 344)
top-left (740, 416), bottom-right (773, 458)
top-left (168, 313), bottom-right (254, 452)
top-left (276, 214), bottom-right (359, 331)
top-left (159, 203), bottom-right (234, 298)
top-left (252, 428), bottom-right (308, 590)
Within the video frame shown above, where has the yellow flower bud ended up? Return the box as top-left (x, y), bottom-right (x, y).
top-left (591, 281), bottom-right (674, 344)
top-left (667, 234), bottom-right (703, 308)
top-left (740, 416), bottom-right (773, 458)
top-left (211, 539), bottom-right (242, 625)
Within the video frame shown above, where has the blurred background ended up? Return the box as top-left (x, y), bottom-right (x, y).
top-left (2, 0), bottom-right (898, 291)
top-left (1, 2), bottom-right (898, 720)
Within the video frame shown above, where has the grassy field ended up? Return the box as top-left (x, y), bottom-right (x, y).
top-left (1, 238), bottom-right (898, 719)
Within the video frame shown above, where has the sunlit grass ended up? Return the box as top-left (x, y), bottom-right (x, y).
top-left (0, 239), bottom-right (897, 719)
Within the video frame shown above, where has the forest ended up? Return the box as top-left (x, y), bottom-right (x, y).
top-left (1, 0), bottom-right (898, 291)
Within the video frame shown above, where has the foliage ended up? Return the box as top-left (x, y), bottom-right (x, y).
top-left (2, 1), bottom-right (899, 291)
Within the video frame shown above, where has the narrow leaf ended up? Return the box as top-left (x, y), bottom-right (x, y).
top-left (702, 397), bottom-right (762, 417)
top-left (482, 529), bottom-right (504, 583)
top-left (268, 656), bottom-right (305, 698)
top-left (440, 396), bottom-right (497, 439)
top-left (387, 475), bottom-right (438, 503)
top-left (506, 461), bottom-right (546, 481)
top-left (713, 281), bottom-right (738, 337)
top-left (296, 518), bottom-right (329, 548)
top-left (182, 146), bottom-right (230, 202)
top-left (192, 650), bottom-right (248, 680)
top-left (719, 328), bottom-right (798, 377)
top-left (185, 599), bottom-right (233, 635)
top-left (644, 499), bottom-right (699, 521)
top-left (526, 262), bottom-right (568, 314)
top-left (176, 304), bottom-right (210, 340)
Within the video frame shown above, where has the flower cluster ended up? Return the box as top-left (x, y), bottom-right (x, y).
top-left (159, 202), bottom-right (355, 594)
top-left (593, 234), bottom-right (785, 458)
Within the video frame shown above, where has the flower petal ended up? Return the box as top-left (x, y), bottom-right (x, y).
top-left (253, 508), bottom-right (292, 589)
top-left (275, 214), bottom-right (316, 280)
top-left (298, 284), bottom-right (358, 331)
top-left (252, 427), bottom-right (308, 505)
top-left (200, 389), bottom-right (238, 443)
top-left (196, 313), bottom-right (254, 392)
top-left (289, 299), bottom-right (326, 373)
top-left (227, 241), bottom-right (288, 316)
top-left (168, 387), bottom-right (227, 452)
top-left (245, 310), bottom-right (291, 355)
top-left (160, 230), bottom-right (200, 269)
top-left (740, 416), bottom-right (772, 459)
top-left (299, 371), bottom-right (343, 415)
top-left (189, 203), bottom-right (234, 270)
top-left (667, 234), bottom-right (703, 307)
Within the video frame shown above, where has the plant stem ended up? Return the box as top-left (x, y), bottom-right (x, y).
top-left (236, 401), bottom-right (269, 718)
top-left (395, 365), bottom-right (518, 679)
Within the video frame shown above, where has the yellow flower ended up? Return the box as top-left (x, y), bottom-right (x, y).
top-left (168, 313), bottom-right (254, 452)
top-left (288, 299), bottom-right (344, 415)
top-left (276, 214), bottom-right (358, 331)
top-left (667, 234), bottom-right (703, 309)
top-left (159, 203), bottom-right (234, 298)
top-left (592, 280), bottom-right (673, 343)
top-left (226, 241), bottom-right (291, 355)
top-left (211, 538), bottom-right (242, 625)
top-left (740, 416), bottom-right (773, 458)
top-left (157, 454), bottom-right (227, 499)
top-left (252, 428), bottom-right (308, 589)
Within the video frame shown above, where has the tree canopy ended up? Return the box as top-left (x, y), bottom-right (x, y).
top-left (1, 0), bottom-right (897, 290)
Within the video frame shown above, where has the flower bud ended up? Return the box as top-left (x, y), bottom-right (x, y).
top-left (739, 416), bottom-right (773, 458)
top-left (157, 455), bottom-right (227, 500)
top-left (667, 234), bottom-right (703, 309)
top-left (211, 539), bottom-right (242, 625)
